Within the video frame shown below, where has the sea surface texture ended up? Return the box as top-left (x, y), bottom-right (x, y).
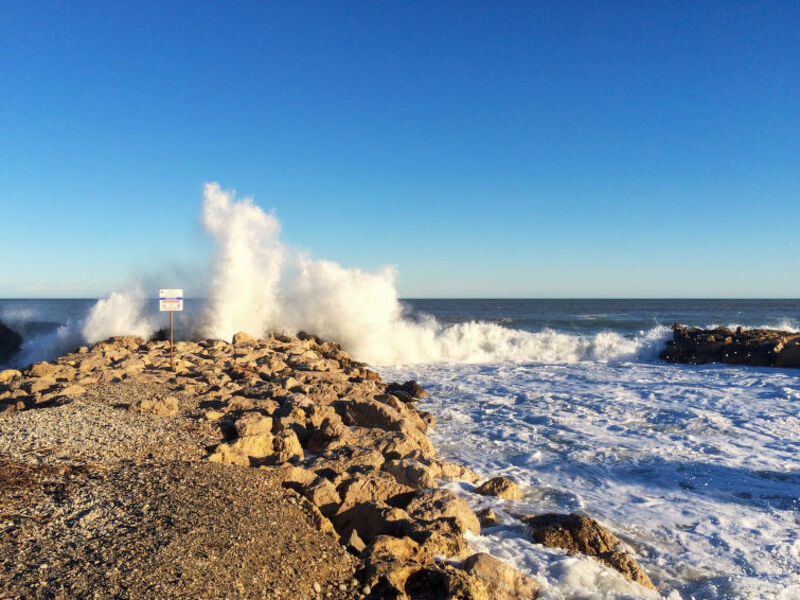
top-left (2, 298), bottom-right (799, 599)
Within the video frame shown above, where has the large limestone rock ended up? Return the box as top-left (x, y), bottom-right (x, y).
top-left (370, 563), bottom-right (488, 600)
top-left (332, 501), bottom-right (410, 544)
top-left (0, 369), bottom-right (21, 384)
top-left (302, 477), bottom-right (341, 518)
top-left (337, 473), bottom-right (413, 512)
top-left (523, 513), bottom-right (655, 590)
top-left (406, 489), bottom-right (481, 536)
top-left (382, 458), bottom-right (437, 490)
top-left (474, 476), bottom-right (523, 500)
top-left (461, 553), bottom-right (540, 600)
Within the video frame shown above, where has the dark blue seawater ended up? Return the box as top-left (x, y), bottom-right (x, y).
top-left (403, 298), bottom-right (800, 336)
top-left (2, 298), bottom-right (798, 343)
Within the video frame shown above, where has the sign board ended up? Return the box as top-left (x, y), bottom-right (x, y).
top-left (159, 288), bottom-right (183, 312)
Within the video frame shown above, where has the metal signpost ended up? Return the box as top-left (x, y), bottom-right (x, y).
top-left (159, 289), bottom-right (183, 371)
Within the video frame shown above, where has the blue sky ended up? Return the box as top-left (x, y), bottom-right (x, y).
top-left (1, 1), bottom-right (798, 298)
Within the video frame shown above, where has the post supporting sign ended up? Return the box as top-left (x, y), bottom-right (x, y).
top-left (159, 289), bottom-right (183, 371)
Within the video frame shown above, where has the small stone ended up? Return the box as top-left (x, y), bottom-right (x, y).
top-left (361, 585), bottom-right (371, 594)
top-left (312, 581), bottom-right (321, 593)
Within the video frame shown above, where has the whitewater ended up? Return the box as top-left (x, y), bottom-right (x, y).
top-left (2, 184), bottom-right (798, 599)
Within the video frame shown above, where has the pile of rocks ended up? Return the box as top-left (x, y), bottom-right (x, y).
top-left (661, 324), bottom-right (800, 368)
top-left (1, 331), bottom-right (659, 598)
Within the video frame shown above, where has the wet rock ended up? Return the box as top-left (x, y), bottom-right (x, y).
top-left (523, 513), bottom-right (655, 590)
top-left (476, 507), bottom-right (502, 528)
top-left (386, 380), bottom-right (429, 399)
top-left (661, 324), bottom-right (800, 368)
top-left (0, 321), bottom-right (22, 363)
top-left (461, 553), bottom-right (540, 599)
top-left (474, 476), bottom-right (523, 500)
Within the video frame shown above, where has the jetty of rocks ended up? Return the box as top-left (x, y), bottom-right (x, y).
top-left (1, 331), bottom-right (659, 599)
top-left (661, 324), bottom-right (800, 368)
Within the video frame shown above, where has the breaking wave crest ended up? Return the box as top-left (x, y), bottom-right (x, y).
top-left (5, 183), bottom-right (673, 366)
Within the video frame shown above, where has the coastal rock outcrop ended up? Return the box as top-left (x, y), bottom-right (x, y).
top-left (523, 513), bottom-right (655, 590)
top-left (661, 324), bottom-right (800, 368)
top-left (0, 321), bottom-right (22, 363)
top-left (1, 330), bottom-right (659, 598)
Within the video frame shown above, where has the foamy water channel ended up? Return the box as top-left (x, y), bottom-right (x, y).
top-left (380, 361), bottom-right (800, 600)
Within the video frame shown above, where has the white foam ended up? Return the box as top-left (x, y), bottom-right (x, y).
top-left (380, 361), bottom-right (800, 599)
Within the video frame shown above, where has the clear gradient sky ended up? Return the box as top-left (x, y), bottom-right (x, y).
top-left (1, 2), bottom-right (798, 298)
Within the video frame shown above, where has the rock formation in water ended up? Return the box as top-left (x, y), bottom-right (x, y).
top-left (661, 324), bottom-right (800, 368)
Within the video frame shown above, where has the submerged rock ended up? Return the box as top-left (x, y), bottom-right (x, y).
top-left (523, 513), bottom-right (655, 590)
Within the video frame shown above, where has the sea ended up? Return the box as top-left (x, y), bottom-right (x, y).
top-left (2, 298), bottom-right (799, 600)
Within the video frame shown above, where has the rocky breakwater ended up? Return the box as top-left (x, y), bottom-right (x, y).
top-left (661, 323), bottom-right (800, 368)
top-left (1, 332), bottom-right (659, 599)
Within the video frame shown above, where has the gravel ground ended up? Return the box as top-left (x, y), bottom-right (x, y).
top-left (0, 381), bottom-right (366, 600)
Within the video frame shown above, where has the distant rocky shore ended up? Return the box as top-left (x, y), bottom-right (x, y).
top-left (661, 324), bottom-right (800, 368)
top-left (1, 331), bottom-right (658, 599)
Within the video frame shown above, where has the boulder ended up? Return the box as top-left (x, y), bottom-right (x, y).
top-left (26, 362), bottom-right (56, 378)
top-left (425, 459), bottom-right (481, 484)
top-left (0, 321), bottom-right (22, 363)
top-left (474, 476), bottom-right (523, 500)
top-left (523, 513), bottom-right (655, 590)
top-left (382, 458), bottom-right (437, 490)
top-left (270, 429), bottom-right (304, 463)
top-left (302, 477), bottom-right (341, 518)
top-left (337, 473), bottom-right (413, 512)
top-left (370, 563), bottom-right (487, 600)
top-left (130, 394), bottom-right (178, 417)
top-left (406, 489), bottom-right (480, 536)
top-left (403, 516), bottom-right (472, 559)
top-left (332, 501), bottom-right (410, 544)
top-left (234, 412), bottom-right (272, 437)
top-left (363, 535), bottom-right (432, 566)
top-left (461, 553), bottom-right (540, 600)
top-left (476, 507), bottom-right (502, 528)
top-left (0, 369), bottom-right (21, 384)
top-left (232, 331), bottom-right (258, 346)
top-left (386, 380), bottom-right (429, 399)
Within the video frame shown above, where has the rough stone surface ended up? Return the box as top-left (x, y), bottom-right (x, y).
top-left (523, 513), bottom-right (655, 590)
top-left (462, 552), bottom-right (540, 599)
top-left (661, 324), bottom-right (800, 368)
top-left (474, 476), bottom-right (523, 500)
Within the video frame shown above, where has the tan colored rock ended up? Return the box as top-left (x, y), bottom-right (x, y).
top-left (0, 369), bottom-right (21, 384)
top-left (264, 464), bottom-right (317, 490)
top-left (370, 563), bottom-right (487, 600)
top-left (343, 528), bottom-right (366, 553)
top-left (523, 513), bottom-right (655, 590)
top-left (26, 362), bottom-right (56, 378)
top-left (93, 335), bottom-right (144, 352)
top-left (57, 384), bottom-right (86, 398)
top-left (364, 535), bottom-right (431, 566)
top-left (425, 459), bottom-right (481, 483)
top-left (461, 553), bottom-right (540, 599)
top-left (302, 477), bottom-right (341, 517)
top-left (207, 444), bottom-right (250, 467)
top-left (232, 331), bottom-right (258, 346)
top-left (229, 432), bottom-right (274, 459)
top-left (337, 474), bottom-right (414, 512)
top-left (130, 394), bottom-right (178, 417)
top-left (403, 516), bottom-right (472, 559)
top-left (475, 476), bottom-right (523, 500)
top-left (382, 458), bottom-right (437, 490)
top-left (477, 507), bottom-right (502, 528)
top-left (332, 501), bottom-right (410, 544)
top-left (406, 489), bottom-right (481, 536)
top-left (234, 412), bottom-right (273, 437)
top-left (27, 376), bottom-right (57, 394)
top-left (270, 429), bottom-right (304, 463)
top-left (77, 355), bottom-right (107, 373)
